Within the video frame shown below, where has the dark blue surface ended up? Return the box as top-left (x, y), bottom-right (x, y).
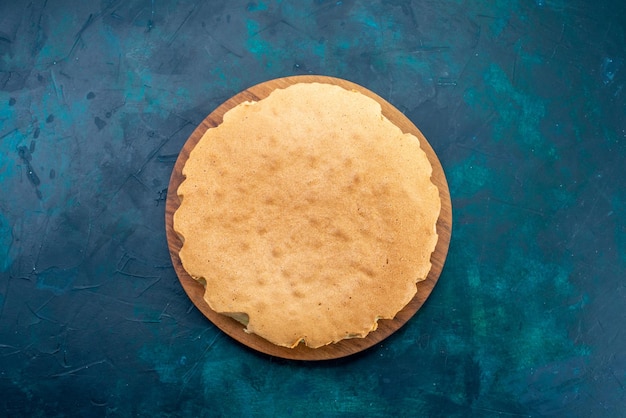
top-left (1, 0), bottom-right (625, 416)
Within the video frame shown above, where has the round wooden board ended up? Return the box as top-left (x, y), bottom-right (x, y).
top-left (165, 75), bottom-right (452, 361)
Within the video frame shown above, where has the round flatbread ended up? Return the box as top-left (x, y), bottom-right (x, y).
top-left (173, 83), bottom-right (440, 348)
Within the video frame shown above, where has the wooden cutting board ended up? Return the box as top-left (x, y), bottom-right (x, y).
top-left (165, 75), bottom-right (452, 360)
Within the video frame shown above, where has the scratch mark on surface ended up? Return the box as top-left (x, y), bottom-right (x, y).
top-left (148, 0), bottom-right (155, 31)
top-left (89, 120), bottom-right (191, 231)
top-left (50, 69), bottom-right (64, 103)
top-left (131, 7), bottom-right (147, 26)
top-left (512, 46), bottom-right (519, 87)
top-left (26, 299), bottom-right (58, 324)
top-left (1, 344), bottom-right (28, 357)
top-left (169, 8), bottom-right (195, 45)
top-left (71, 283), bottom-right (103, 291)
top-left (471, 406), bottom-right (531, 417)
top-left (33, 214), bottom-right (51, 270)
top-left (79, 220), bottom-right (93, 265)
top-left (0, 128), bottom-right (18, 140)
top-left (0, 71), bottom-right (11, 89)
top-left (489, 197), bottom-right (545, 216)
top-left (153, 262), bottom-right (173, 269)
top-left (455, 110), bottom-right (497, 145)
top-left (137, 122), bottom-right (192, 176)
top-left (203, 33), bottom-right (243, 58)
top-left (0, 344), bottom-right (18, 349)
top-left (68, 13), bottom-right (95, 59)
top-left (410, 40), bottom-right (450, 53)
top-left (159, 302), bottom-right (170, 319)
top-left (611, 369), bottom-right (624, 390)
top-left (567, 190), bottom-right (603, 246)
top-left (116, 252), bottom-right (135, 272)
top-left (124, 317), bottom-right (161, 323)
top-left (470, 19), bottom-right (482, 49)
top-left (436, 77), bottom-right (458, 86)
top-left (550, 23), bottom-right (566, 60)
top-left (157, 153), bottom-right (178, 163)
top-left (115, 269), bottom-right (160, 279)
top-left (136, 277), bottom-right (161, 296)
top-left (116, 53), bottom-right (122, 82)
top-left (257, 17), bottom-right (315, 43)
top-left (168, 111), bottom-right (196, 126)
top-left (454, 143), bottom-right (496, 157)
top-left (50, 359), bottom-right (108, 377)
top-left (131, 173), bottom-right (150, 190)
top-left (180, 332), bottom-right (222, 390)
top-left (82, 289), bottom-right (136, 307)
top-left (0, 276), bottom-right (9, 321)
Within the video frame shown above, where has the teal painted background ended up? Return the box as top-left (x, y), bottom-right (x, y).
top-left (1, 0), bottom-right (625, 416)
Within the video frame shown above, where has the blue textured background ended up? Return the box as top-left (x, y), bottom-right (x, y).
top-left (1, 0), bottom-right (625, 416)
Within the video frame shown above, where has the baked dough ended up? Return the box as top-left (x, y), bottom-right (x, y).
top-left (174, 83), bottom-right (440, 348)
